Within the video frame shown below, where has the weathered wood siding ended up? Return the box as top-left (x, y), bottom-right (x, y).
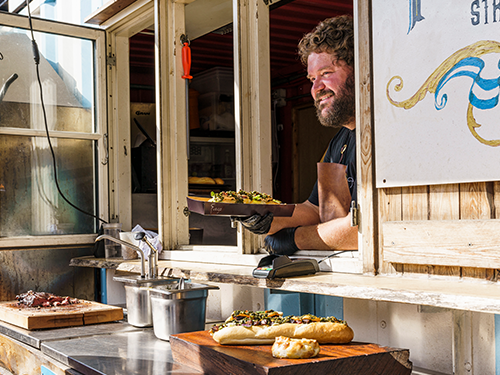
top-left (379, 182), bottom-right (500, 282)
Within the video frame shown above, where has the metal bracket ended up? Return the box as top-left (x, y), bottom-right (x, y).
top-left (101, 133), bottom-right (109, 165)
top-left (350, 201), bottom-right (358, 227)
top-left (183, 207), bottom-right (191, 217)
top-left (107, 53), bottom-right (116, 67)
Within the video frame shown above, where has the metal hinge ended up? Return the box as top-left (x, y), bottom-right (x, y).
top-left (350, 201), bottom-right (358, 227)
top-left (107, 53), bottom-right (116, 67)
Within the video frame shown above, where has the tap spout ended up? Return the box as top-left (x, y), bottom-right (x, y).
top-left (0, 73), bottom-right (18, 103)
top-left (95, 234), bottom-right (146, 278)
top-left (134, 232), bottom-right (158, 278)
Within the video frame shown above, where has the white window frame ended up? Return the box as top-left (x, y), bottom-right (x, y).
top-left (0, 12), bottom-right (108, 248)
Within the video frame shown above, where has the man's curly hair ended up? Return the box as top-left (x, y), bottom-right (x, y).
top-left (298, 15), bottom-right (354, 67)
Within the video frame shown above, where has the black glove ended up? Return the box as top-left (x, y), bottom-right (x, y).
top-left (263, 227), bottom-right (299, 256)
top-left (232, 212), bottom-right (274, 235)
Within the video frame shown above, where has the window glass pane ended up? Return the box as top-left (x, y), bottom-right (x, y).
top-left (0, 135), bottom-right (96, 237)
top-left (0, 26), bottom-right (94, 133)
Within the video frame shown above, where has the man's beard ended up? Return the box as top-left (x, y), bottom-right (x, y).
top-left (314, 74), bottom-right (355, 128)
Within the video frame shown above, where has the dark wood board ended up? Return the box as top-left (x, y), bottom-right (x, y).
top-left (187, 196), bottom-right (295, 217)
top-left (170, 330), bottom-right (412, 375)
top-left (0, 300), bottom-right (123, 330)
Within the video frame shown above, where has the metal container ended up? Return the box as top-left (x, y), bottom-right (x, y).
top-left (119, 276), bottom-right (179, 328)
top-left (124, 284), bottom-right (153, 327)
top-left (149, 281), bottom-right (219, 341)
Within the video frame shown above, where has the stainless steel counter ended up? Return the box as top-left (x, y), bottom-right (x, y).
top-left (0, 320), bottom-right (201, 375)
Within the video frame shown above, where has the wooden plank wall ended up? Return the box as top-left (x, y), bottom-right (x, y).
top-left (378, 182), bottom-right (500, 282)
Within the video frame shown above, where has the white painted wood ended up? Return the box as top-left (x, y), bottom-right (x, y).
top-left (106, 33), bottom-right (132, 227)
top-left (98, 0), bottom-right (154, 31)
top-left (100, 1), bottom-right (156, 230)
top-left (154, 0), bottom-right (190, 250)
top-left (354, 0), bottom-right (376, 274)
top-left (185, 0), bottom-right (232, 40)
top-left (0, 234), bottom-right (99, 248)
top-left (383, 220), bottom-right (500, 268)
top-left (471, 312), bottom-right (495, 375)
top-left (0, 10), bottom-right (104, 39)
top-left (0, 128), bottom-right (101, 140)
top-left (233, 0), bottom-right (273, 254)
top-left (94, 26), bottom-right (110, 225)
top-left (452, 310), bottom-right (473, 375)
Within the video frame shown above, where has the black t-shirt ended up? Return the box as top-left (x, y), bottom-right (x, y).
top-left (308, 127), bottom-right (357, 206)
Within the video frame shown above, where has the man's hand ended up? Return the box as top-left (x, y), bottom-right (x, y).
top-left (263, 227), bottom-right (299, 256)
top-left (232, 212), bottom-right (274, 235)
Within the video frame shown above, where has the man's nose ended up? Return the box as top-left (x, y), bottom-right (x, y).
top-left (311, 78), bottom-right (324, 97)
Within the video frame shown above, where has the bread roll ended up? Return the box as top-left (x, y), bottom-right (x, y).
top-left (272, 336), bottom-right (320, 359)
top-left (188, 176), bottom-right (216, 185)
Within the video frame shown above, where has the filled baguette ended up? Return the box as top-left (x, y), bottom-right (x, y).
top-left (209, 310), bottom-right (354, 345)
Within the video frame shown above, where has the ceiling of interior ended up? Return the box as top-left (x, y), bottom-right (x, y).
top-left (129, 0), bottom-right (353, 83)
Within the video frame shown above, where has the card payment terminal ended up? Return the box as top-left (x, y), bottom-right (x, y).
top-left (252, 254), bottom-right (319, 279)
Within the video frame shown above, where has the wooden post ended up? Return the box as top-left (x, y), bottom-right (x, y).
top-left (233, 0), bottom-right (273, 254)
top-left (155, 0), bottom-right (190, 249)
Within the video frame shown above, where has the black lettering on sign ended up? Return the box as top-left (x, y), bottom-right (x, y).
top-left (0, 52), bottom-right (3, 60)
top-left (494, 0), bottom-right (500, 22)
top-left (471, 0), bottom-right (500, 25)
top-left (471, 0), bottom-right (480, 25)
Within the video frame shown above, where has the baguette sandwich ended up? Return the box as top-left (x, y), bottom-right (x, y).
top-left (209, 309), bottom-right (354, 345)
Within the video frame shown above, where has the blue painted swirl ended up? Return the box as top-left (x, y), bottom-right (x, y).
top-left (435, 56), bottom-right (500, 110)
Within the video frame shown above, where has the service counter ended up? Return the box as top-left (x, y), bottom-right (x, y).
top-left (70, 256), bottom-right (500, 315)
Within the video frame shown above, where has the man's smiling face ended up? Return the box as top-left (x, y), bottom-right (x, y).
top-left (307, 52), bottom-right (355, 130)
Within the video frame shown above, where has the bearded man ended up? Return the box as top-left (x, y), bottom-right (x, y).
top-left (236, 15), bottom-right (358, 254)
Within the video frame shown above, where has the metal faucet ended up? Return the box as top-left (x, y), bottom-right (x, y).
top-left (134, 232), bottom-right (158, 279)
top-left (95, 234), bottom-right (147, 279)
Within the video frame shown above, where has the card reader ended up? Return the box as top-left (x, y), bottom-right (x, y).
top-left (252, 254), bottom-right (319, 279)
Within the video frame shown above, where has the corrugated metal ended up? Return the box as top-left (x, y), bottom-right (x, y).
top-left (129, 0), bottom-right (353, 79)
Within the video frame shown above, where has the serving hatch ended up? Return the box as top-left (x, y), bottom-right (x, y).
top-left (187, 196), bottom-right (295, 218)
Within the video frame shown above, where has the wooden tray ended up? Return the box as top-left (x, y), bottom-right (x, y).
top-left (170, 330), bottom-right (412, 375)
top-left (0, 300), bottom-right (123, 330)
top-left (187, 196), bottom-right (295, 217)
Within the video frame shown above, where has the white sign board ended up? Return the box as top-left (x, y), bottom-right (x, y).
top-left (373, 0), bottom-right (500, 188)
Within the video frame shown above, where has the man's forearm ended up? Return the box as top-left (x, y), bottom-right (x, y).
top-left (268, 200), bottom-right (320, 235)
top-left (294, 214), bottom-right (358, 250)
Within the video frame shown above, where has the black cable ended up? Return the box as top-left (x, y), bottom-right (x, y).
top-left (26, 0), bottom-right (107, 225)
top-left (317, 251), bottom-right (350, 264)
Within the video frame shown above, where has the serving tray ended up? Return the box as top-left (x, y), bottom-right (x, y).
top-left (187, 196), bottom-right (295, 217)
top-left (170, 330), bottom-right (412, 375)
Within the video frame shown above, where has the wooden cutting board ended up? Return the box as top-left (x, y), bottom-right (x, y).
top-left (0, 300), bottom-right (123, 330)
top-left (170, 330), bottom-right (412, 375)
